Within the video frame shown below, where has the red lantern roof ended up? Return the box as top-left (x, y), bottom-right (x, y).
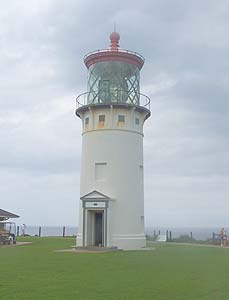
top-left (84, 32), bottom-right (145, 69)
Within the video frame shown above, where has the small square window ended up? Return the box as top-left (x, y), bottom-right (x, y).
top-left (118, 115), bottom-right (125, 122)
top-left (135, 118), bottom-right (140, 125)
top-left (95, 162), bottom-right (107, 181)
top-left (99, 115), bottom-right (105, 122)
top-left (85, 117), bottom-right (89, 125)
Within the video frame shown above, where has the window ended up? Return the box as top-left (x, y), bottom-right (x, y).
top-left (141, 216), bottom-right (144, 224)
top-left (98, 115), bottom-right (105, 128)
top-left (85, 117), bottom-right (89, 125)
top-left (95, 163), bottom-right (107, 181)
top-left (139, 165), bottom-right (143, 186)
top-left (118, 115), bottom-right (125, 122)
top-left (135, 118), bottom-right (140, 125)
top-left (99, 115), bottom-right (105, 122)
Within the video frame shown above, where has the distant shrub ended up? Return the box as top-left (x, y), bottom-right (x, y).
top-left (172, 234), bottom-right (196, 243)
top-left (146, 234), bottom-right (158, 241)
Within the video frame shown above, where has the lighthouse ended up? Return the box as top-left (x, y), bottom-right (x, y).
top-left (76, 32), bottom-right (150, 250)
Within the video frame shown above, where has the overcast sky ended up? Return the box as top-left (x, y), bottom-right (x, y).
top-left (1, 0), bottom-right (229, 228)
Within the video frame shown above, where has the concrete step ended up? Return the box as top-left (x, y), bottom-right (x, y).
top-left (75, 246), bottom-right (120, 252)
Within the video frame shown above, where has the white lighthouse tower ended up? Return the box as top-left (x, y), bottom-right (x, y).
top-left (76, 32), bottom-right (150, 250)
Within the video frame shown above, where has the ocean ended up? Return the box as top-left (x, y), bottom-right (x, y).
top-left (20, 226), bottom-right (77, 237)
top-left (19, 226), bottom-right (227, 240)
top-left (145, 227), bottom-right (227, 240)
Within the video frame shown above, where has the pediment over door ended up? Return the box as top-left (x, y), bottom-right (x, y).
top-left (80, 190), bottom-right (110, 200)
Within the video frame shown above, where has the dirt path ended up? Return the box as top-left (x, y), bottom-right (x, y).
top-left (0, 242), bottom-right (32, 248)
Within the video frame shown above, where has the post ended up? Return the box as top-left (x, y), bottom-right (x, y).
top-left (169, 231), bottom-right (172, 241)
top-left (166, 230), bottom-right (169, 242)
top-left (17, 226), bottom-right (20, 236)
top-left (38, 226), bottom-right (41, 237)
top-left (190, 232), bottom-right (193, 239)
top-left (212, 232), bottom-right (215, 243)
top-left (158, 230), bottom-right (160, 236)
top-left (63, 226), bottom-right (66, 238)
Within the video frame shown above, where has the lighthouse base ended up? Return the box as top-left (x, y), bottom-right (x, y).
top-left (111, 234), bottom-right (146, 250)
top-left (76, 233), bottom-right (83, 247)
top-left (76, 233), bottom-right (146, 250)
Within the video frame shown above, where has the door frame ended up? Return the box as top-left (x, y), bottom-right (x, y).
top-left (80, 190), bottom-right (110, 247)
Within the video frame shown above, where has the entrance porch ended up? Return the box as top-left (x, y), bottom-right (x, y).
top-left (80, 190), bottom-right (110, 247)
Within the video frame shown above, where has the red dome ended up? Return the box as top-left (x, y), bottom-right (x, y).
top-left (110, 31), bottom-right (120, 50)
top-left (110, 31), bottom-right (120, 42)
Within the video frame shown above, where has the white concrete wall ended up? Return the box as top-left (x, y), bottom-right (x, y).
top-left (77, 105), bottom-right (149, 250)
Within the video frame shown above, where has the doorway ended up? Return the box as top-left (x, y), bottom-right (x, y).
top-left (95, 212), bottom-right (103, 246)
top-left (86, 210), bottom-right (104, 246)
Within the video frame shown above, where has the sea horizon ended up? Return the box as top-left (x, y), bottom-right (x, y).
top-left (17, 225), bottom-right (228, 240)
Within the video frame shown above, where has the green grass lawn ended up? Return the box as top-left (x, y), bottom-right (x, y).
top-left (0, 237), bottom-right (229, 300)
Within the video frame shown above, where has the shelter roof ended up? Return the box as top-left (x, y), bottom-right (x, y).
top-left (0, 209), bottom-right (19, 219)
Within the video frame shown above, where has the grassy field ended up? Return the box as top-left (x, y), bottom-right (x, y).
top-left (0, 237), bottom-right (229, 300)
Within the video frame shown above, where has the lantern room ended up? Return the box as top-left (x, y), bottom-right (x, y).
top-left (83, 31), bottom-right (145, 106)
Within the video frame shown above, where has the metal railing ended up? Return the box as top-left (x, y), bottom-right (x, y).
top-left (76, 90), bottom-right (150, 111)
top-left (84, 48), bottom-right (145, 63)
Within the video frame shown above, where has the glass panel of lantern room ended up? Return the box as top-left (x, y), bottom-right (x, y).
top-left (99, 80), bottom-right (110, 103)
top-left (87, 61), bottom-right (140, 105)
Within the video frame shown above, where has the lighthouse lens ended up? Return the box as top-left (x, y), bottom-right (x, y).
top-left (87, 61), bottom-right (140, 105)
